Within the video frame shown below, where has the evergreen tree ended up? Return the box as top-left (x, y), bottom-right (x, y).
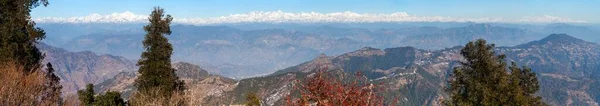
top-left (78, 84), bottom-right (95, 106)
top-left (42, 63), bottom-right (62, 104)
top-left (508, 62), bottom-right (546, 105)
top-left (445, 39), bottom-right (546, 106)
top-left (93, 91), bottom-right (126, 106)
top-left (134, 7), bottom-right (184, 97)
top-left (0, 0), bottom-right (49, 72)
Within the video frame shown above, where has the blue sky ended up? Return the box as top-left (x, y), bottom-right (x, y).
top-left (31, 0), bottom-right (600, 23)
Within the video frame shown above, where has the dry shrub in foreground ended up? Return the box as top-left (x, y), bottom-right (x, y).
top-left (286, 67), bottom-right (384, 106)
top-left (129, 89), bottom-right (187, 106)
top-left (0, 62), bottom-right (60, 105)
top-left (62, 93), bottom-right (81, 106)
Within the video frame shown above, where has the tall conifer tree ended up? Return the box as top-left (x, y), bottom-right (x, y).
top-left (42, 63), bottom-right (62, 104)
top-left (0, 0), bottom-right (49, 72)
top-left (134, 7), bottom-right (183, 97)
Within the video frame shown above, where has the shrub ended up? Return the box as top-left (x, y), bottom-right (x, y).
top-left (94, 91), bottom-right (126, 106)
top-left (245, 91), bottom-right (261, 106)
top-left (0, 62), bottom-right (59, 105)
top-left (286, 67), bottom-right (384, 106)
top-left (129, 89), bottom-right (187, 106)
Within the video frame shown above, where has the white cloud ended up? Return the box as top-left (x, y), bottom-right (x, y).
top-left (518, 15), bottom-right (586, 23)
top-left (175, 11), bottom-right (505, 25)
top-left (33, 11), bottom-right (586, 24)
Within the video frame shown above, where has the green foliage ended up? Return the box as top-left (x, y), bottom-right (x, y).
top-left (77, 84), bottom-right (127, 106)
top-left (508, 62), bottom-right (546, 105)
top-left (0, 1), bottom-right (60, 103)
top-left (135, 6), bottom-right (184, 97)
top-left (0, 0), bottom-right (49, 72)
top-left (445, 39), bottom-right (546, 106)
top-left (93, 91), bottom-right (126, 106)
top-left (245, 92), bottom-right (261, 106)
top-left (78, 84), bottom-right (95, 106)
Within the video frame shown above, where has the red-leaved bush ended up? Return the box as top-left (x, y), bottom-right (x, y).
top-left (286, 67), bottom-right (385, 106)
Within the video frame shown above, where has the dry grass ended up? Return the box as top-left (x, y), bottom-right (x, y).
top-left (128, 90), bottom-right (188, 106)
top-left (0, 62), bottom-right (57, 105)
top-left (62, 93), bottom-right (81, 106)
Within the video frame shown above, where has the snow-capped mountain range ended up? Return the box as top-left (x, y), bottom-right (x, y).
top-left (33, 11), bottom-right (586, 25)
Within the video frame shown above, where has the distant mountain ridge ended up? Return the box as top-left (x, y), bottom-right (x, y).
top-left (44, 23), bottom-right (598, 78)
top-left (401, 23), bottom-right (541, 49)
top-left (507, 33), bottom-right (600, 78)
top-left (516, 33), bottom-right (592, 47)
top-left (217, 34), bottom-right (599, 106)
top-left (54, 33), bottom-right (599, 105)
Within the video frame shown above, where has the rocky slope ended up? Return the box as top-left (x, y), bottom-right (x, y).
top-left (95, 62), bottom-right (237, 105)
top-left (227, 46), bottom-right (460, 106)
top-left (500, 34), bottom-right (600, 105)
top-left (222, 34), bottom-right (599, 106)
top-left (38, 43), bottom-right (137, 95)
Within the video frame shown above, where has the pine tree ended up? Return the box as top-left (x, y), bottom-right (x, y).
top-left (93, 91), bottom-right (126, 106)
top-left (445, 39), bottom-right (546, 106)
top-left (78, 84), bottom-right (95, 106)
top-left (134, 7), bottom-right (184, 97)
top-left (42, 63), bottom-right (62, 105)
top-left (0, 0), bottom-right (49, 73)
top-left (508, 62), bottom-right (546, 105)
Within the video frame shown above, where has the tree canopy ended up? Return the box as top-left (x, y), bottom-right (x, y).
top-left (445, 39), bottom-right (546, 106)
top-left (0, 0), bottom-right (49, 72)
top-left (94, 91), bottom-right (126, 106)
top-left (78, 84), bottom-right (95, 106)
top-left (134, 6), bottom-right (184, 97)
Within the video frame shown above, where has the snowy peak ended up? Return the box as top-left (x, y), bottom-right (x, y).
top-left (35, 11), bottom-right (147, 23)
top-left (34, 11), bottom-right (586, 24)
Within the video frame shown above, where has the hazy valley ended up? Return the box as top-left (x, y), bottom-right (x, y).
top-left (37, 23), bottom-right (600, 105)
top-left (39, 23), bottom-right (600, 79)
